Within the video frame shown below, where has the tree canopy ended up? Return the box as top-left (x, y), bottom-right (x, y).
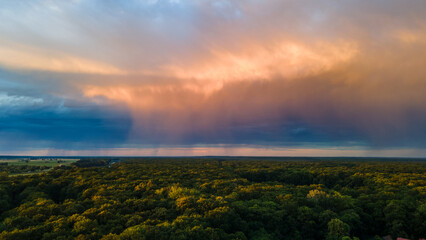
top-left (0, 158), bottom-right (424, 239)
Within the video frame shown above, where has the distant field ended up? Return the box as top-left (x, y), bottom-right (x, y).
top-left (2, 158), bottom-right (79, 167)
top-left (0, 158), bottom-right (79, 175)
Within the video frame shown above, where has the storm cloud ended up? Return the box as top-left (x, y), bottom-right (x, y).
top-left (0, 0), bottom-right (425, 156)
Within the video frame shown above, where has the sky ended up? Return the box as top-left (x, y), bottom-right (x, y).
top-left (0, 0), bottom-right (426, 157)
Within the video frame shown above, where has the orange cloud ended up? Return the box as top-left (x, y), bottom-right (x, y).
top-left (164, 40), bottom-right (358, 93)
top-left (0, 39), bottom-right (125, 74)
top-left (82, 39), bottom-right (358, 101)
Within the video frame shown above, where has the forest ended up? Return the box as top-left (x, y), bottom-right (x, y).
top-left (0, 157), bottom-right (425, 240)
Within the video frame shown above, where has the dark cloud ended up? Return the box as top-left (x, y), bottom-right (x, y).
top-left (0, 104), bottom-right (132, 151)
top-left (0, 69), bottom-right (132, 151)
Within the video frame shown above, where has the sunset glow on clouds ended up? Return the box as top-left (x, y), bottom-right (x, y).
top-left (1, 0), bottom-right (426, 156)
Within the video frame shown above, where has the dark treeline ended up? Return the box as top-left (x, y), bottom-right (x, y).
top-left (0, 158), bottom-right (425, 239)
top-left (0, 165), bottom-right (51, 175)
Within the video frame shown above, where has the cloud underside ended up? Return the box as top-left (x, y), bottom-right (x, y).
top-left (0, 0), bottom-right (426, 155)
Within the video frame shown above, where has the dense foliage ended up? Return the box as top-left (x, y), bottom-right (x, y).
top-left (0, 165), bottom-right (50, 175)
top-left (0, 158), bottom-right (425, 240)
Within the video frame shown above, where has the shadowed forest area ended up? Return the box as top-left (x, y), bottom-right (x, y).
top-left (0, 158), bottom-right (425, 239)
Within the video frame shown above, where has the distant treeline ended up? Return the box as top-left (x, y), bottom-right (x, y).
top-left (0, 165), bottom-right (50, 174)
top-left (73, 159), bottom-right (111, 168)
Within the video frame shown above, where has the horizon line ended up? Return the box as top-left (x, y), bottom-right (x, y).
top-left (1, 155), bottom-right (425, 159)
